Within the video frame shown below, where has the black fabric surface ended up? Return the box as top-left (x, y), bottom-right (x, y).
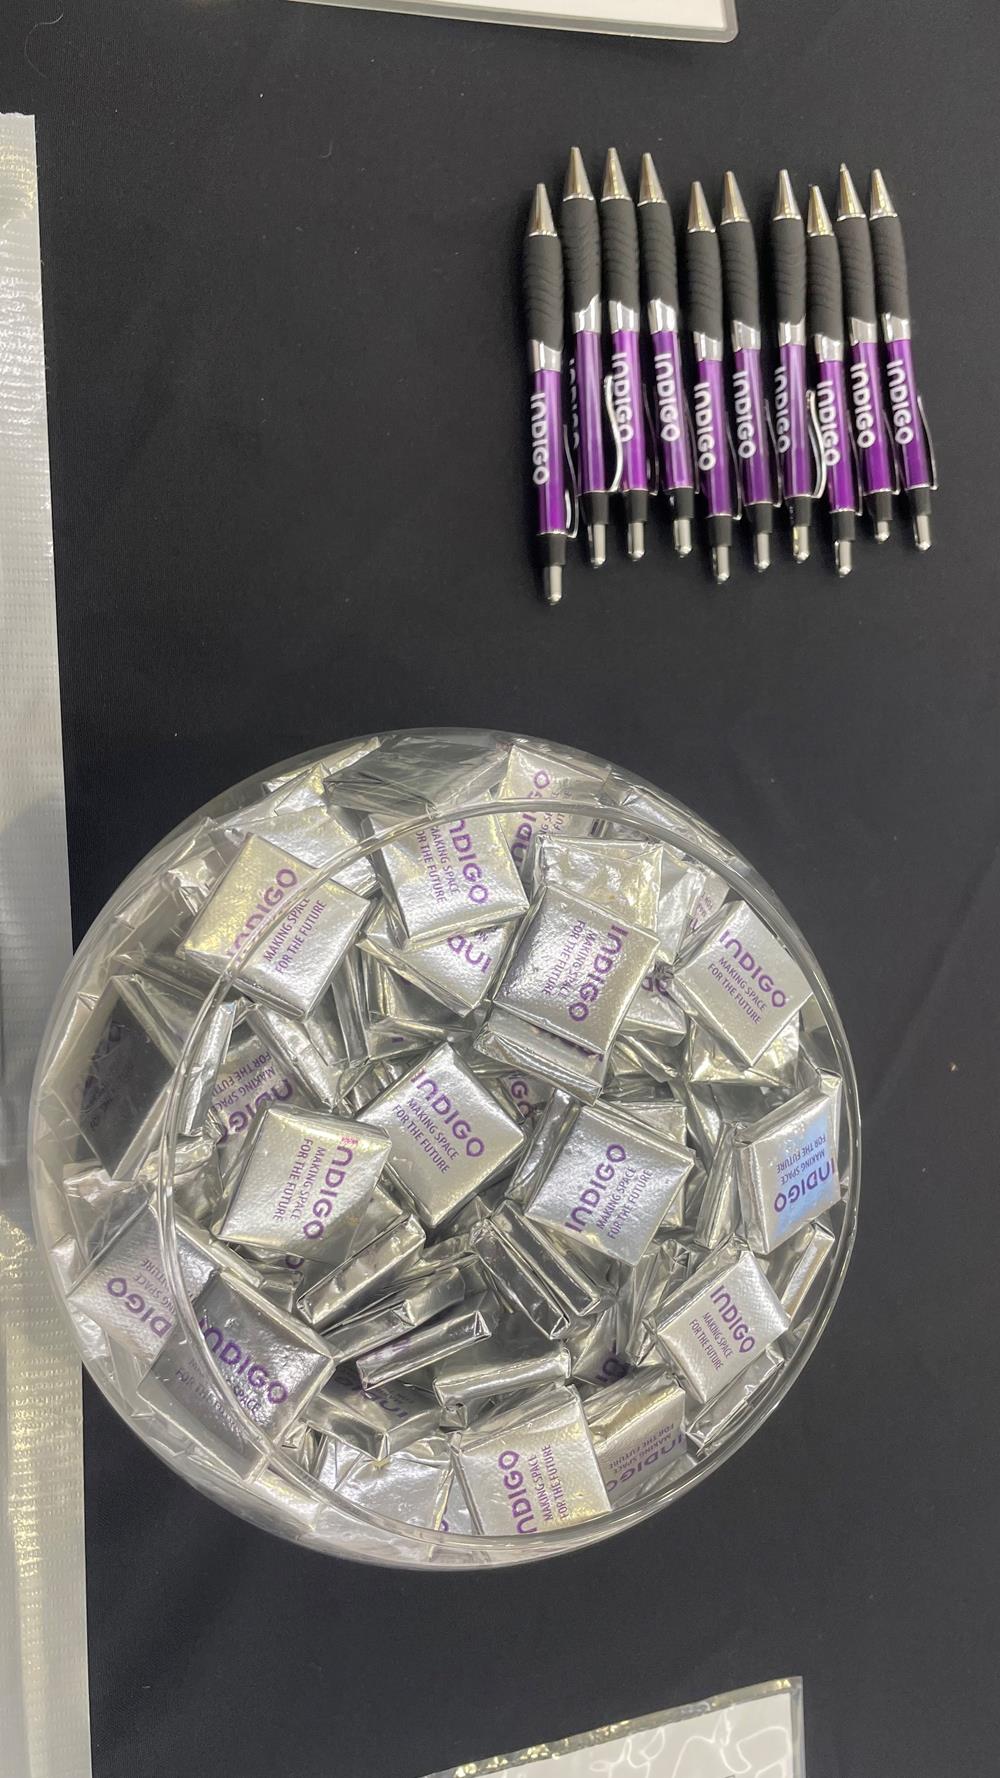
top-left (3, 1), bottom-right (999, 1772)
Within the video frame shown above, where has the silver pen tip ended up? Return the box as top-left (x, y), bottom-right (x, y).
top-left (874, 518), bottom-right (891, 543)
top-left (837, 164), bottom-right (865, 221)
top-left (687, 180), bottom-right (715, 233)
top-left (753, 532), bottom-right (771, 572)
top-left (712, 545), bottom-right (731, 584)
top-left (835, 539), bottom-right (853, 577)
top-left (806, 185), bottom-right (834, 238)
top-left (602, 147), bottom-right (630, 204)
top-left (869, 168), bottom-right (897, 221)
top-left (673, 517), bottom-right (693, 556)
top-left (528, 183), bottom-right (557, 238)
top-left (773, 168), bottom-right (801, 223)
top-left (588, 522), bottom-right (607, 567)
top-left (792, 523), bottom-right (810, 562)
top-left (543, 564), bottom-right (563, 604)
top-left (721, 170), bottom-right (750, 226)
top-left (638, 152), bottom-right (666, 207)
top-left (914, 512), bottom-right (932, 551)
top-left (627, 521), bottom-right (645, 561)
top-left (564, 146), bottom-right (594, 205)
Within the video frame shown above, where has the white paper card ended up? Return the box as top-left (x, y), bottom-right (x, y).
top-left (295, 0), bottom-right (736, 44)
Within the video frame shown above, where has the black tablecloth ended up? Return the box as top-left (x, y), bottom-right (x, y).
top-left (2, 0), bottom-right (998, 1771)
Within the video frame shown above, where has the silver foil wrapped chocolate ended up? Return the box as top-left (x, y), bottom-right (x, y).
top-left (320, 1266), bottom-right (466, 1368)
top-left (455, 1383), bottom-right (610, 1536)
top-left (68, 1202), bottom-right (218, 1363)
top-left (493, 888), bottom-right (659, 1061)
top-left (495, 740), bottom-right (608, 874)
top-left (672, 901), bottom-right (811, 1067)
top-left (584, 1368), bottom-right (686, 1504)
top-left (734, 1076), bottom-right (843, 1254)
top-left (524, 1102), bottom-right (694, 1268)
top-left (356, 1294), bottom-right (500, 1390)
top-left (651, 1243), bottom-right (789, 1403)
top-left (359, 905), bottom-right (513, 1016)
top-left (314, 1431), bottom-right (453, 1530)
top-left (216, 1104), bottom-right (390, 1262)
top-left (374, 813), bottom-right (527, 945)
top-left (358, 1042), bottom-right (524, 1231)
top-left (297, 1213), bottom-right (425, 1330)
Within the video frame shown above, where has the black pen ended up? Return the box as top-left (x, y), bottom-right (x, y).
top-left (523, 184), bottom-right (569, 604)
top-left (601, 148), bottom-right (648, 560)
top-left (638, 152), bottom-right (695, 557)
top-left (720, 170), bottom-right (774, 571)
top-left (869, 169), bottom-right (934, 549)
top-left (771, 170), bottom-right (820, 563)
top-left (561, 147), bottom-right (608, 567)
top-left (835, 165), bottom-right (894, 542)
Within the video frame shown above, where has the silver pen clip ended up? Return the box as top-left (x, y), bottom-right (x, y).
top-left (604, 372), bottom-right (625, 496)
top-left (805, 390), bottom-right (829, 501)
top-left (642, 383), bottom-right (660, 497)
top-left (917, 392), bottom-right (938, 491)
top-left (562, 422), bottom-right (580, 539)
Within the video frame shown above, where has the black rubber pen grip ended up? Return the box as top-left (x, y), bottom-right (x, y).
top-left (601, 199), bottom-right (640, 313)
top-left (685, 229), bottom-right (723, 340)
top-left (560, 199), bottom-right (601, 315)
top-left (834, 215), bottom-right (878, 328)
top-left (807, 232), bottom-right (845, 341)
top-left (870, 214), bottom-right (911, 323)
top-left (523, 232), bottom-right (564, 354)
top-left (638, 202), bottom-right (678, 312)
top-left (720, 220), bottom-right (760, 331)
top-left (770, 215), bottom-right (806, 327)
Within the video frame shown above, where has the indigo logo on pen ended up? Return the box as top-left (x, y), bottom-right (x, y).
top-left (815, 377), bottom-right (842, 466)
top-left (653, 349), bottom-right (682, 445)
top-left (885, 358), bottom-right (916, 446)
top-left (732, 368), bottom-right (759, 460)
top-left (610, 351), bottom-right (636, 444)
top-left (529, 391), bottom-right (550, 486)
top-left (773, 364), bottom-right (793, 455)
top-left (692, 381), bottom-right (717, 472)
top-left (849, 360), bottom-right (877, 450)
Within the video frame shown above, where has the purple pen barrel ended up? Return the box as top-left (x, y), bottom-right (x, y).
top-left (774, 342), bottom-right (815, 561)
top-left (609, 329), bottom-right (649, 558)
top-left (814, 355), bottom-right (857, 576)
top-left (732, 346), bottom-right (773, 569)
top-left (882, 338), bottom-right (932, 547)
top-left (529, 367), bottom-right (568, 601)
top-left (692, 354), bottom-right (734, 582)
top-left (570, 330), bottom-right (609, 564)
top-left (650, 328), bottom-right (695, 552)
top-left (847, 338), bottom-right (895, 539)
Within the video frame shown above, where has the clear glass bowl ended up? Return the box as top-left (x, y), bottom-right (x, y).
top-left (29, 730), bottom-right (860, 1568)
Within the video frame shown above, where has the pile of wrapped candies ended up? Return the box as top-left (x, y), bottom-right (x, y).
top-left (30, 731), bottom-right (858, 1566)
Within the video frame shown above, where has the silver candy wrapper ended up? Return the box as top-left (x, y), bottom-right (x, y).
top-left (331, 732), bottom-right (507, 816)
top-left (297, 1213), bottom-right (425, 1330)
top-left (307, 1376), bottom-right (440, 1458)
top-left (769, 1220), bottom-right (836, 1320)
top-left (495, 741), bottom-right (608, 874)
top-left (216, 1104), bottom-right (390, 1262)
top-left (210, 1033), bottom-right (299, 1164)
top-left (52, 981), bottom-right (182, 1179)
top-left (686, 1350), bottom-right (783, 1452)
top-left (475, 1006), bottom-right (609, 1101)
top-left (651, 1242), bottom-right (790, 1403)
top-left (139, 1271), bottom-right (333, 1475)
top-left (68, 1202), bottom-right (218, 1364)
top-left (693, 1124), bottom-right (739, 1251)
top-left (440, 1472), bottom-right (476, 1534)
top-left (686, 1019), bottom-right (799, 1091)
top-left (654, 853), bottom-right (705, 963)
top-left (358, 1042), bottom-right (524, 1231)
top-left (179, 834), bottom-right (368, 1016)
top-left (361, 950), bottom-right (459, 1045)
top-left (356, 1294), bottom-right (500, 1390)
top-left (246, 996), bottom-right (355, 1108)
top-left (489, 1203), bottom-right (605, 1321)
top-left (432, 1332), bottom-right (571, 1421)
top-left (734, 1075), bottom-right (843, 1255)
top-left (621, 969), bottom-right (688, 1043)
top-left (359, 905), bottom-right (513, 1016)
top-left (566, 1307), bottom-right (630, 1387)
top-left (606, 1089), bottom-right (688, 1148)
top-left (532, 837), bottom-right (663, 931)
top-left (584, 1368), bottom-right (686, 1505)
top-left (493, 888), bottom-right (658, 1061)
top-left (374, 812), bottom-right (527, 946)
top-left (672, 901), bottom-right (811, 1067)
top-left (227, 762), bottom-right (376, 896)
top-left (525, 1103), bottom-right (694, 1268)
top-left (314, 1431), bottom-right (452, 1530)
top-left (264, 737), bottom-right (380, 796)
top-left (471, 1221), bottom-right (570, 1342)
top-left (455, 1383), bottom-right (610, 1536)
top-left (320, 1266), bottom-right (466, 1367)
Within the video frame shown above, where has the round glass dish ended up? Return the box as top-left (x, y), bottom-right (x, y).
top-left (29, 729), bottom-right (860, 1568)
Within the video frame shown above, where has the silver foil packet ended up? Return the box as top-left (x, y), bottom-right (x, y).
top-left (475, 1006), bottom-right (609, 1101)
top-left (489, 1203), bottom-right (605, 1322)
top-left (525, 1103), bottom-right (694, 1268)
top-left (621, 969), bottom-right (688, 1043)
top-left (356, 1294), bottom-right (500, 1390)
top-left (68, 1202), bottom-right (218, 1364)
top-left (493, 888), bottom-right (658, 1061)
top-left (495, 740), bottom-right (609, 874)
top-left (53, 981), bottom-right (179, 1179)
top-left (454, 1383), bottom-right (610, 1537)
top-left (226, 763), bottom-right (376, 897)
top-left (584, 1368), bottom-right (686, 1506)
top-left (734, 1075), bottom-right (843, 1254)
top-left (360, 950), bottom-right (459, 1045)
top-left (686, 1349), bottom-right (783, 1452)
top-left (671, 901), bottom-right (811, 1067)
top-left (359, 905), bottom-right (513, 1016)
top-left (216, 1104), bottom-right (390, 1262)
top-left (179, 834), bottom-right (367, 1015)
top-left (358, 1042), bottom-right (524, 1231)
top-left (320, 1266), bottom-right (466, 1368)
top-left (532, 837), bottom-right (663, 931)
top-left (314, 1431), bottom-right (453, 1530)
top-left (297, 1213), bottom-right (425, 1330)
top-left (566, 1306), bottom-right (630, 1387)
top-left (686, 1018), bottom-right (799, 1091)
top-left (471, 1221), bottom-right (570, 1343)
top-left (306, 1376), bottom-right (440, 1458)
top-left (769, 1219), bottom-right (836, 1320)
top-left (139, 1270), bottom-right (333, 1474)
top-left (210, 1033), bottom-right (299, 1164)
top-left (440, 1472), bottom-right (476, 1534)
top-left (246, 995), bottom-right (355, 1108)
top-left (331, 732), bottom-right (507, 816)
top-left (432, 1333), bottom-right (571, 1422)
top-left (651, 1242), bottom-right (790, 1403)
top-left (374, 813), bottom-right (527, 946)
